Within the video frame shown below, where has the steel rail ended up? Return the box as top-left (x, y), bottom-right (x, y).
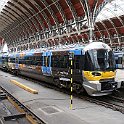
top-left (0, 85), bottom-right (47, 124)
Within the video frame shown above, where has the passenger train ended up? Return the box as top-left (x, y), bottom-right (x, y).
top-left (0, 52), bottom-right (8, 71)
top-left (0, 42), bottom-right (122, 96)
top-left (114, 51), bottom-right (124, 69)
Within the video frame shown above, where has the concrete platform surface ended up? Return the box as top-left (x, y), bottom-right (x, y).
top-left (0, 70), bottom-right (124, 124)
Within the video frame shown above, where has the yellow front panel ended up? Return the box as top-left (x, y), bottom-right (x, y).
top-left (83, 71), bottom-right (115, 81)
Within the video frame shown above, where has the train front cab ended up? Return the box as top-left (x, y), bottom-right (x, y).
top-left (82, 48), bottom-right (121, 96)
top-left (8, 53), bottom-right (19, 74)
top-left (0, 52), bottom-right (8, 71)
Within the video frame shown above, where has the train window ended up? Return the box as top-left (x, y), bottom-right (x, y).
top-left (51, 55), bottom-right (59, 68)
top-left (59, 55), bottom-right (69, 68)
top-left (36, 56), bottom-right (42, 66)
top-left (15, 58), bottom-right (18, 63)
top-left (41, 56), bottom-right (43, 66)
top-left (42, 56), bottom-right (50, 67)
top-left (84, 52), bottom-right (93, 71)
top-left (51, 55), bottom-right (69, 68)
top-left (19, 59), bottom-right (25, 64)
top-left (59, 55), bottom-right (64, 68)
top-left (24, 56), bottom-right (32, 65)
top-left (74, 56), bottom-right (80, 69)
top-left (47, 56), bottom-right (50, 67)
top-left (43, 56), bottom-right (46, 66)
top-left (9, 58), bottom-right (15, 63)
top-left (31, 56), bottom-right (36, 65)
top-left (64, 55), bottom-right (69, 68)
top-left (73, 55), bottom-right (84, 69)
top-left (117, 57), bottom-right (122, 64)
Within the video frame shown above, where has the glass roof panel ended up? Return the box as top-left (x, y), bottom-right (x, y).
top-left (96, 0), bottom-right (124, 22)
top-left (0, 0), bottom-right (9, 12)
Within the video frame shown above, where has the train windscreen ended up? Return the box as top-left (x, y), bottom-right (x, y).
top-left (85, 49), bottom-right (115, 71)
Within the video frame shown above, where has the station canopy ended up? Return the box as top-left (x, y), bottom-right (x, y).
top-left (0, 0), bottom-right (123, 51)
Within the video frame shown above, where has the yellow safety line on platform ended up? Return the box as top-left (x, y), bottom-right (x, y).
top-left (10, 80), bottom-right (38, 94)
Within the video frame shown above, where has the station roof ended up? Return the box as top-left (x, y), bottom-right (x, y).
top-left (0, 0), bottom-right (124, 47)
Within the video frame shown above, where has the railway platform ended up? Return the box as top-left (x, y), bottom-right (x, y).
top-left (0, 69), bottom-right (124, 124)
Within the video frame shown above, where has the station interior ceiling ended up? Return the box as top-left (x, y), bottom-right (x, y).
top-left (0, 0), bottom-right (124, 52)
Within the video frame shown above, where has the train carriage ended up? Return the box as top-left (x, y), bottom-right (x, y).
top-left (114, 51), bottom-right (124, 69)
top-left (0, 52), bottom-right (8, 71)
top-left (8, 53), bottom-right (19, 74)
top-left (7, 42), bottom-right (122, 96)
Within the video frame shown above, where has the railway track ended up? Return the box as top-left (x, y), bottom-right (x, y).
top-left (79, 95), bottom-right (124, 114)
top-left (0, 86), bottom-right (46, 124)
top-left (18, 74), bottom-right (124, 114)
top-left (1, 71), bottom-right (124, 115)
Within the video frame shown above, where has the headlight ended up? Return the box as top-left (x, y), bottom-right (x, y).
top-left (92, 72), bottom-right (101, 76)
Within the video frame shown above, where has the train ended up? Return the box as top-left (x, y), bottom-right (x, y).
top-left (114, 51), bottom-right (124, 69)
top-left (0, 42), bottom-right (122, 96)
top-left (0, 52), bottom-right (8, 71)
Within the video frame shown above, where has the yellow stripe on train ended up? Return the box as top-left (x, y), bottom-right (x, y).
top-left (83, 71), bottom-right (116, 81)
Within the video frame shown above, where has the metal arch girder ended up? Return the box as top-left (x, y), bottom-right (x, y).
top-left (37, 0), bottom-right (66, 45)
top-left (52, 0), bottom-right (80, 44)
top-left (41, 0), bottom-right (60, 43)
top-left (21, 0), bottom-right (43, 30)
top-left (0, 18), bottom-right (11, 29)
top-left (65, 0), bottom-right (78, 26)
top-left (1, 11), bottom-right (18, 30)
top-left (80, 0), bottom-right (107, 27)
top-left (79, 0), bottom-right (116, 43)
top-left (46, 1), bottom-right (66, 44)
top-left (94, 24), bottom-right (106, 42)
top-left (8, 1), bottom-right (36, 33)
top-left (13, 0), bottom-right (40, 32)
top-left (55, 1), bottom-right (67, 23)
top-left (92, 0), bottom-right (105, 23)
top-left (33, 0), bottom-right (51, 28)
top-left (96, 3), bottom-right (124, 27)
top-left (80, 0), bottom-right (94, 42)
top-left (105, 17), bottom-right (123, 45)
top-left (4, 31), bottom-right (15, 43)
top-left (53, 1), bottom-right (69, 43)
top-left (3, 21), bottom-right (24, 42)
top-left (0, 13), bottom-right (16, 34)
top-left (100, 12), bottom-right (121, 45)
top-left (1, 19), bottom-right (27, 41)
top-left (51, 0), bottom-right (64, 23)
top-left (42, 0), bottom-right (59, 26)
top-left (2, 8), bottom-right (29, 38)
top-left (94, 25), bottom-right (103, 40)
top-left (1, 9), bottom-right (16, 21)
top-left (23, 0), bottom-right (45, 29)
top-left (0, 13), bottom-right (14, 24)
top-left (94, 0), bottom-right (111, 21)
top-left (102, 5), bottom-right (124, 34)
top-left (7, 28), bottom-right (20, 41)
top-left (95, 20), bottom-right (112, 45)
top-left (41, 0), bottom-right (62, 45)
top-left (4, 4), bottom-right (33, 35)
top-left (94, 1), bottom-right (124, 45)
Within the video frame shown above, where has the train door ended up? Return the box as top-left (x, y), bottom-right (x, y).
top-left (42, 51), bottom-right (52, 75)
top-left (122, 54), bottom-right (124, 68)
top-left (69, 49), bottom-right (84, 82)
top-left (15, 57), bottom-right (19, 69)
top-left (15, 54), bottom-right (19, 69)
top-left (114, 52), bottom-right (124, 69)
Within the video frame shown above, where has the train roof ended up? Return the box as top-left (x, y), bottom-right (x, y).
top-left (84, 42), bottom-right (111, 51)
top-left (9, 42), bottom-right (112, 56)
